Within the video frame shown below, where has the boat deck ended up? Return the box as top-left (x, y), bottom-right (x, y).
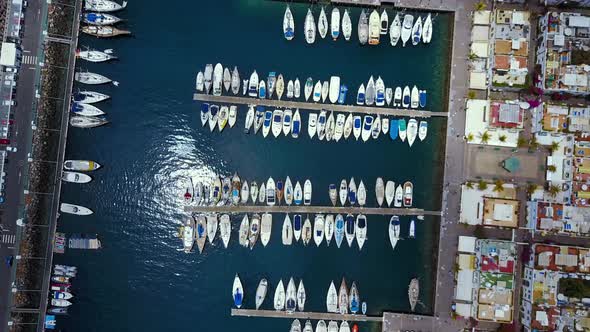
top-left (193, 94), bottom-right (447, 118)
top-left (184, 205), bottom-right (440, 216)
top-left (231, 309), bottom-right (383, 322)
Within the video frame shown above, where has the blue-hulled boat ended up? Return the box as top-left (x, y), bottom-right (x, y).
top-left (293, 214), bottom-right (303, 241)
top-left (389, 119), bottom-right (398, 140)
top-left (338, 85), bottom-right (348, 104)
top-left (83, 12), bottom-right (122, 26)
top-left (233, 274), bottom-right (244, 308)
top-left (419, 90), bottom-right (427, 108)
top-left (335, 214), bottom-right (345, 248)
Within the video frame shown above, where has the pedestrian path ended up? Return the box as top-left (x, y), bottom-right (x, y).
top-left (1, 234), bottom-right (15, 245)
top-left (22, 55), bottom-right (37, 65)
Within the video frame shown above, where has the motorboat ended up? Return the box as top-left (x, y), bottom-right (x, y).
top-left (248, 71), bottom-right (259, 97)
top-left (375, 177), bottom-right (385, 207)
top-left (82, 25), bottom-right (130, 37)
top-left (302, 217), bottom-right (312, 245)
top-left (365, 76), bottom-right (375, 106)
top-left (292, 320), bottom-right (302, 332)
top-left (223, 67), bottom-right (231, 92)
top-left (293, 214), bottom-right (302, 241)
top-left (304, 78), bottom-right (314, 101)
top-left (241, 181), bottom-right (250, 204)
top-left (419, 90), bottom-right (427, 108)
top-left (313, 80), bottom-right (322, 102)
top-left (294, 182), bottom-right (303, 205)
top-left (418, 120), bottom-right (428, 141)
top-left (343, 114), bottom-right (353, 139)
top-left (308, 113), bottom-right (317, 139)
top-left (390, 13), bottom-right (401, 46)
top-left (329, 76), bottom-right (340, 104)
top-left (282, 214), bottom-right (293, 245)
top-left (329, 184), bottom-right (338, 206)
top-left (385, 180), bottom-right (395, 207)
top-left (345, 214), bottom-right (355, 247)
top-left (64, 160), bottom-right (101, 171)
top-left (261, 213), bottom-right (272, 247)
top-left (334, 114), bottom-right (345, 142)
top-left (262, 110), bottom-right (273, 138)
top-left (233, 274), bottom-right (244, 308)
top-left (297, 281), bottom-right (306, 311)
top-left (259, 80), bottom-right (267, 99)
top-left (403, 181), bottom-right (414, 207)
top-left (353, 115), bottom-right (361, 140)
top-left (393, 87), bottom-right (402, 107)
top-left (313, 214), bottom-right (325, 247)
top-left (371, 115), bottom-right (381, 139)
top-left (326, 281), bottom-right (338, 313)
top-left (250, 182), bottom-right (259, 204)
top-left (342, 9), bottom-right (352, 41)
top-left (355, 215), bottom-right (367, 250)
top-left (70, 115), bottom-right (108, 128)
top-left (412, 16), bottom-right (423, 46)
top-left (213, 63), bottom-right (223, 96)
top-left (324, 214), bottom-right (334, 245)
top-left (357, 180), bottom-right (367, 206)
top-left (287, 80), bottom-right (294, 98)
top-left (361, 115), bottom-right (373, 142)
top-left (303, 179), bottom-right (312, 206)
top-left (389, 215), bottom-right (401, 250)
top-left (411, 86), bottom-right (419, 109)
top-left (407, 118), bottom-right (418, 147)
top-left (180, 217), bottom-right (194, 253)
top-left (285, 177), bottom-right (294, 205)
top-left (256, 278), bottom-right (268, 310)
top-left (274, 279), bottom-right (286, 310)
top-left (338, 85), bottom-right (348, 104)
top-left (277, 180), bottom-right (284, 204)
top-left (267, 72), bottom-right (276, 99)
top-left (375, 76), bottom-right (385, 106)
top-left (231, 67), bottom-right (240, 95)
top-left (305, 9), bottom-right (317, 44)
top-left (75, 71), bottom-right (111, 85)
top-left (409, 219), bottom-right (416, 238)
top-left (62, 171), bottom-right (92, 184)
top-left (195, 215), bottom-right (207, 253)
top-left (348, 178), bottom-right (357, 205)
top-left (200, 103), bottom-right (209, 127)
top-left (72, 90), bottom-right (109, 104)
top-left (282, 109), bottom-right (293, 136)
top-left (350, 282), bottom-right (360, 314)
top-left (380, 9), bottom-right (389, 35)
top-left (51, 299), bottom-right (72, 307)
top-left (239, 215), bottom-right (249, 247)
top-left (409, 278), bottom-right (420, 312)
top-left (286, 278), bottom-right (297, 313)
top-left (48, 307), bottom-right (68, 315)
top-left (292, 110), bottom-right (301, 138)
top-left (401, 14), bottom-right (414, 47)
top-left (220, 214), bottom-right (231, 248)
top-left (398, 118), bottom-right (407, 142)
top-left (304, 321), bottom-right (314, 332)
top-left (402, 86), bottom-right (411, 108)
top-left (356, 84), bottom-right (365, 105)
top-left (394, 184), bottom-right (403, 208)
top-left (208, 105), bottom-right (219, 132)
top-left (423, 14), bottom-right (433, 43)
top-left (60, 203), bottom-right (93, 215)
top-left (82, 12), bottom-right (122, 25)
top-left (271, 109), bottom-right (284, 138)
top-left (382, 116), bottom-right (389, 134)
top-left (266, 177), bottom-right (276, 206)
top-left (338, 278), bottom-right (349, 314)
top-left (76, 49), bottom-right (116, 62)
top-left (204, 64), bottom-right (213, 93)
top-left (325, 112), bottom-right (335, 141)
top-left (368, 10), bottom-right (380, 45)
top-left (228, 106), bottom-right (238, 129)
top-left (294, 78), bottom-right (301, 98)
top-left (358, 10), bottom-right (368, 45)
top-left (385, 87), bottom-right (393, 106)
top-left (249, 214), bottom-right (261, 249)
top-left (389, 119), bottom-right (398, 140)
top-left (244, 105), bottom-right (255, 133)
top-left (318, 7), bottom-right (328, 39)
top-left (328, 321), bottom-right (338, 332)
top-left (339, 180), bottom-right (348, 206)
top-left (254, 106), bottom-right (265, 134)
top-left (206, 214), bottom-right (218, 244)
top-left (196, 71), bottom-right (204, 91)
top-left (331, 7), bottom-right (340, 40)
top-left (84, 0), bottom-right (127, 12)
top-left (317, 110), bottom-right (327, 140)
top-left (284, 5), bottom-right (295, 40)
top-left (335, 215), bottom-right (344, 248)
top-left (321, 81), bottom-right (329, 103)
top-left (217, 106), bottom-right (229, 131)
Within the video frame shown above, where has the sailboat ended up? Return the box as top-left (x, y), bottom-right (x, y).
top-left (365, 76), bottom-right (375, 106)
top-left (274, 279), bottom-right (286, 310)
top-left (297, 280), bottom-right (306, 311)
top-left (407, 118), bottom-right (418, 147)
top-left (398, 118), bottom-right (407, 142)
top-left (355, 215), bottom-right (367, 250)
top-left (342, 9), bottom-right (352, 41)
top-left (231, 67), bottom-right (240, 95)
top-left (305, 9), bottom-right (317, 44)
top-left (314, 214), bottom-right (325, 247)
top-left (286, 278), bottom-right (297, 313)
top-left (294, 78), bottom-right (301, 99)
top-left (284, 6), bottom-right (295, 40)
top-left (412, 16), bottom-right (423, 46)
top-left (345, 214), bottom-right (355, 247)
top-left (385, 180), bottom-right (395, 207)
top-left (338, 278), bottom-right (349, 314)
top-left (219, 214), bottom-right (231, 248)
top-left (335, 215), bottom-right (344, 248)
top-left (73, 90), bottom-right (109, 104)
top-left (390, 13), bottom-right (401, 46)
top-left (256, 279), bottom-right (268, 310)
top-left (195, 215), bottom-right (207, 253)
top-left (206, 214), bottom-right (218, 244)
top-left (260, 213), bottom-right (272, 247)
top-left (326, 281), bottom-right (338, 313)
top-left (283, 214), bottom-right (293, 245)
top-left (324, 214), bottom-right (334, 245)
top-left (423, 14), bottom-right (433, 43)
top-left (409, 278), bottom-right (420, 312)
top-left (232, 274), bottom-right (244, 308)
top-left (388, 216), bottom-right (401, 250)
top-left (318, 7), bottom-right (328, 39)
top-left (84, 0), bottom-right (127, 12)
top-left (358, 10), bottom-right (368, 45)
top-left (375, 177), bottom-right (385, 207)
top-left (350, 282), bottom-right (360, 314)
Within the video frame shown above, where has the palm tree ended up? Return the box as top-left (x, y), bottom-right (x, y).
top-left (468, 91), bottom-right (476, 99)
top-left (549, 141), bottom-right (560, 153)
top-left (517, 137), bottom-right (527, 148)
top-left (466, 182), bottom-right (474, 189)
top-left (499, 135), bottom-right (507, 143)
top-left (477, 180), bottom-right (488, 191)
top-left (526, 184), bottom-right (538, 196)
top-left (466, 133), bottom-right (474, 142)
top-left (474, 1), bottom-right (487, 11)
top-left (548, 184), bottom-right (561, 197)
top-left (480, 131), bottom-right (491, 144)
top-left (493, 179), bottom-right (505, 192)
top-left (547, 165), bottom-right (557, 173)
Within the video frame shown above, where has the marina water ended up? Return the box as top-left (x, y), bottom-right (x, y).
top-left (58, 1), bottom-right (452, 330)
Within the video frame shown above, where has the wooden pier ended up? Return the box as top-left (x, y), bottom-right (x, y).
top-left (184, 205), bottom-right (441, 216)
top-left (231, 309), bottom-right (383, 322)
top-left (193, 94), bottom-right (448, 118)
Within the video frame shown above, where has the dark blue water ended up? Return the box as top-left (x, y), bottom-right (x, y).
top-left (58, 1), bottom-right (451, 331)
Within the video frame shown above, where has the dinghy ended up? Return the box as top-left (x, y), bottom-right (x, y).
top-left (313, 214), bottom-right (325, 247)
top-left (358, 10), bottom-right (368, 45)
top-left (331, 8), bottom-right (340, 40)
top-left (390, 13), bottom-right (401, 46)
top-left (256, 278), bottom-right (268, 309)
top-left (282, 214), bottom-right (293, 245)
top-left (342, 9), bottom-right (352, 41)
top-left (385, 180), bottom-right (395, 207)
top-left (318, 7), bottom-right (328, 39)
top-left (401, 14), bottom-right (414, 47)
top-left (305, 9), bottom-right (317, 44)
top-left (284, 6), bottom-right (295, 40)
top-left (368, 10), bottom-right (380, 45)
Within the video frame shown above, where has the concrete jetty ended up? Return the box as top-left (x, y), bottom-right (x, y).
top-left (184, 205), bottom-right (440, 216)
top-left (193, 94), bottom-right (447, 118)
top-left (231, 309), bottom-right (383, 322)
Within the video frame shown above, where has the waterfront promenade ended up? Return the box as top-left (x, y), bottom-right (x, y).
top-left (184, 205), bottom-right (439, 216)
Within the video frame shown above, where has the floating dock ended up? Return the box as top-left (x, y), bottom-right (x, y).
top-left (231, 309), bottom-right (383, 322)
top-left (184, 205), bottom-right (440, 216)
top-left (193, 94), bottom-right (447, 118)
